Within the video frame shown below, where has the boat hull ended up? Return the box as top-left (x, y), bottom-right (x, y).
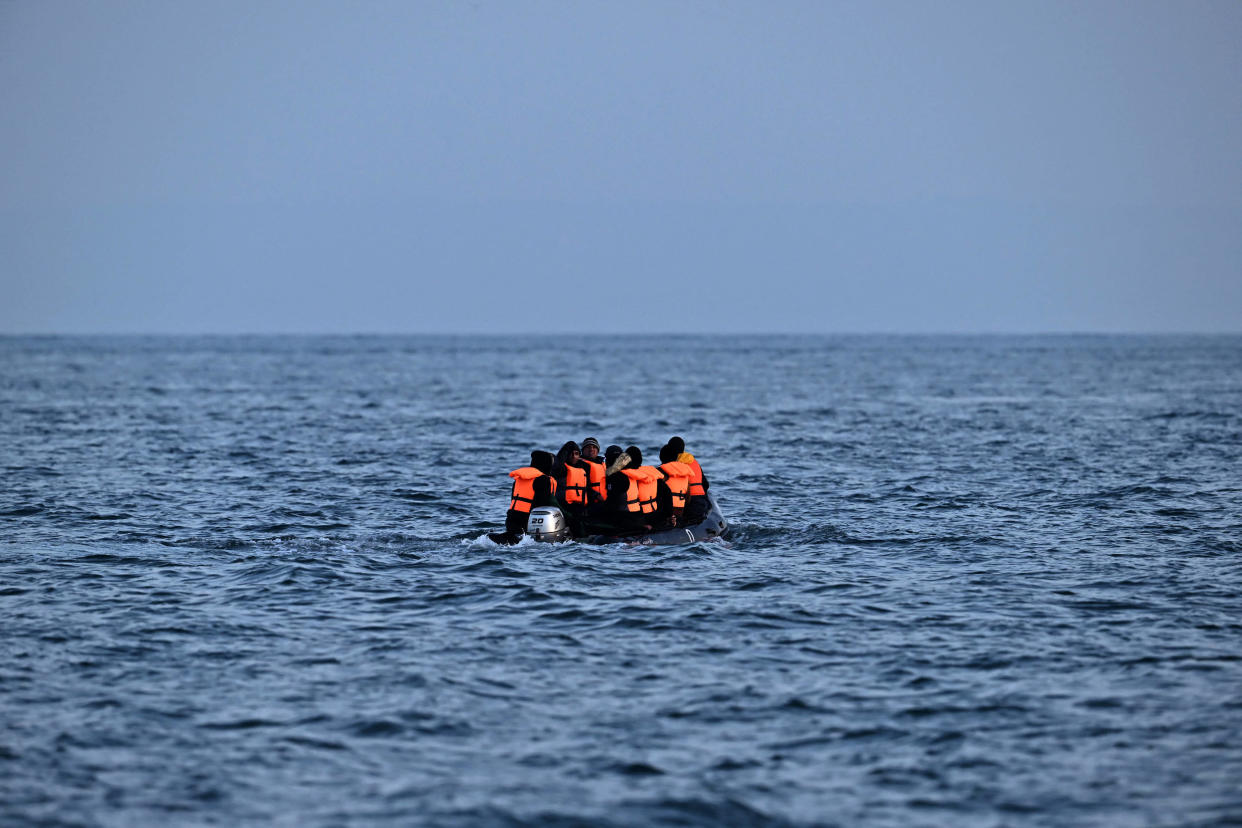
top-left (580, 494), bottom-right (727, 545)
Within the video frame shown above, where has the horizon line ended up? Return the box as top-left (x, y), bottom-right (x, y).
top-left (3, 330), bottom-right (1241, 338)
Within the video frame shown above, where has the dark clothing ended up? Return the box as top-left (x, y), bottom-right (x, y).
top-left (531, 473), bottom-right (556, 507)
top-left (552, 448), bottom-right (591, 537)
top-left (683, 494), bottom-right (710, 524)
top-left (575, 458), bottom-right (610, 528)
top-left (530, 450), bottom-right (554, 475)
top-left (687, 462), bottom-right (710, 522)
top-left (605, 468), bottom-right (651, 533)
top-left (653, 478), bottom-right (676, 528)
top-left (605, 468), bottom-right (629, 511)
top-left (577, 467), bottom-right (639, 535)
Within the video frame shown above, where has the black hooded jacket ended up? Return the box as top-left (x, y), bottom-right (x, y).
top-left (527, 449), bottom-right (557, 509)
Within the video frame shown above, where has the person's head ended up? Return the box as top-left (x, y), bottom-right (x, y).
top-left (557, 441), bottom-right (581, 465)
top-left (625, 445), bottom-right (642, 467)
top-left (581, 437), bottom-right (600, 460)
top-left (659, 443), bottom-right (678, 464)
top-left (604, 445), bottom-right (622, 466)
top-left (667, 436), bottom-right (685, 455)
top-left (530, 450), bottom-right (553, 474)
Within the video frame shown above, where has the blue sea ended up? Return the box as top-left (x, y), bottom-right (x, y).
top-left (2, 334), bottom-right (1241, 827)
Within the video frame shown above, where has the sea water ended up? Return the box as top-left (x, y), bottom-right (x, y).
top-left (2, 334), bottom-right (1240, 827)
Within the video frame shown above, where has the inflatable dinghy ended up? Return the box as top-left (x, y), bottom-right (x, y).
top-left (490, 495), bottom-right (727, 546)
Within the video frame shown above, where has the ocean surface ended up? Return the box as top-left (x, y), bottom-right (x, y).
top-left (2, 334), bottom-right (1241, 827)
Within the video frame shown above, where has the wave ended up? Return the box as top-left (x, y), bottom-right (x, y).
top-left (427, 798), bottom-right (792, 828)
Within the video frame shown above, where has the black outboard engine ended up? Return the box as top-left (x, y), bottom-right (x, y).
top-left (526, 506), bottom-right (571, 542)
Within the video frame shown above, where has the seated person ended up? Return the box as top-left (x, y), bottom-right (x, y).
top-left (489, 450), bottom-right (556, 545)
top-left (551, 441), bottom-right (589, 536)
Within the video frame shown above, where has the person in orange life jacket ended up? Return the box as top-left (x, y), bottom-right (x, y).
top-left (589, 444), bottom-right (639, 532)
top-left (551, 441), bottom-right (586, 502)
top-left (551, 441), bottom-right (590, 536)
top-left (579, 437), bottom-right (608, 505)
top-left (495, 450), bottom-right (557, 543)
top-left (617, 446), bottom-right (666, 531)
top-left (655, 443), bottom-right (693, 527)
top-left (666, 436), bottom-right (710, 523)
top-left (635, 444), bottom-right (679, 528)
top-left (575, 444), bottom-right (628, 536)
top-left (576, 441), bottom-right (619, 535)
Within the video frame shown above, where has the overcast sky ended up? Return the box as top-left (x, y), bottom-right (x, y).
top-left (2, 0), bottom-right (1240, 333)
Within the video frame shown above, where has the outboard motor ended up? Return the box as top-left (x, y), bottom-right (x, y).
top-left (526, 506), bottom-right (571, 543)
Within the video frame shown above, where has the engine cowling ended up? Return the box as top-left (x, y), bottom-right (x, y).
top-left (526, 506), bottom-right (571, 542)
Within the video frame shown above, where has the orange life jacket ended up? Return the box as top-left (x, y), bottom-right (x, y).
top-left (621, 466), bottom-right (661, 514)
top-left (562, 463), bottom-right (588, 505)
top-left (509, 467), bottom-right (556, 513)
top-left (583, 457), bottom-right (607, 502)
top-left (658, 461), bottom-right (692, 511)
top-left (679, 453), bottom-right (705, 497)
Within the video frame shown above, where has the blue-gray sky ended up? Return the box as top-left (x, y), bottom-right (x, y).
top-left (2, 0), bottom-right (1240, 333)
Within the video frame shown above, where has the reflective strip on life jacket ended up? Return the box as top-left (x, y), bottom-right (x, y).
top-left (509, 467), bottom-right (555, 513)
top-left (622, 466), bottom-right (660, 514)
top-left (562, 464), bottom-right (588, 505)
top-left (658, 461), bottom-right (692, 510)
top-left (679, 453), bottom-right (705, 497)
top-left (583, 458), bottom-right (607, 502)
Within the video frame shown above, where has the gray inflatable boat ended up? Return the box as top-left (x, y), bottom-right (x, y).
top-left (521, 494), bottom-right (728, 546)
